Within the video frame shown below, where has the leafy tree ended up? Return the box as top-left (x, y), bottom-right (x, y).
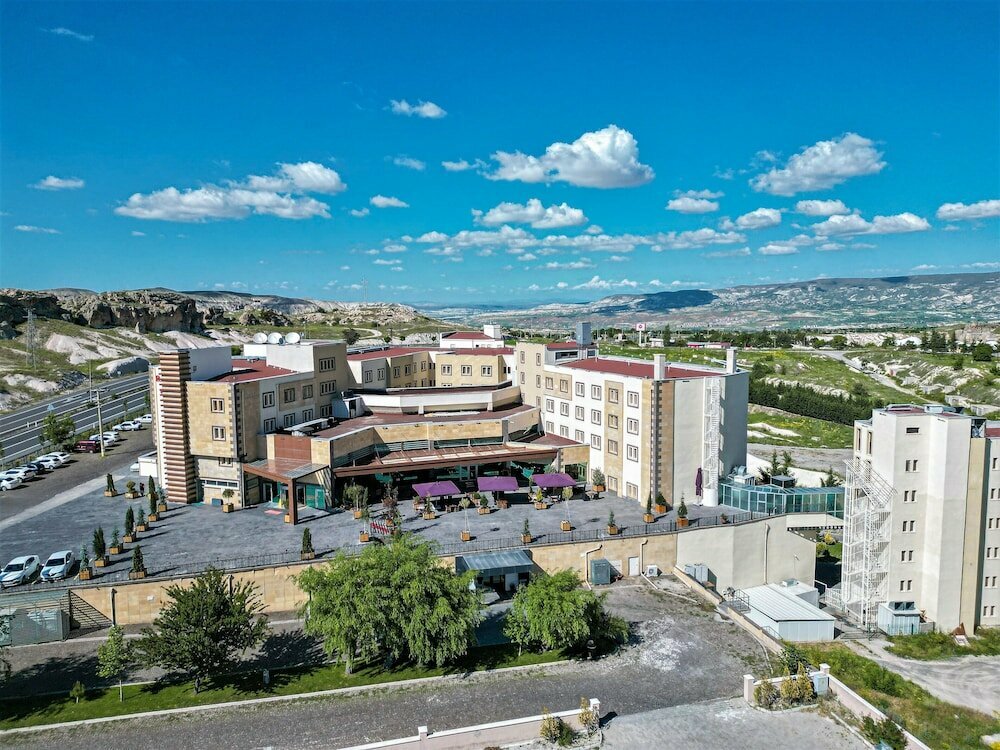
top-left (137, 568), bottom-right (269, 692)
top-left (972, 343), bottom-right (995, 362)
top-left (862, 716), bottom-right (906, 750)
top-left (342, 328), bottom-right (361, 346)
top-left (97, 625), bottom-right (133, 701)
top-left (820, 467), bottom-right (838, 487)
top-left (503, 570), bottom-right (628, 655)
top-left (780, 643), bottom-right (808, 674)
top-left (69, 680), bottom-right (86, 704)
top-left (40, 412), bottom-right (76, 450)
top-left (297, 536), bottom-right (482, 673)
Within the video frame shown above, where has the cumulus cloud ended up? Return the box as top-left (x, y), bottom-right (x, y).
top-left (703, 246), bottom-right (751, 258)
top-left (485, 125), bottom-right (654, 188)
top-left (15, 225), bottom-right (61, 234)
top-left (573, 275), bottom-right (639, 290)
top-left (751, 133), bottom-right (885, 196)
top-left (45, 27), bottom-right (93, 41)
top-left (723, 207), bottom-right (782, 230)
top-left (350, 208), bottom-right (370, 217)
top-left (542, 259), bottom-right (595, 270)
top-left (665, 190), bottom-right (721, 214)
top-left (31, 175), bottom-right (85, 191)
top-left (652, 228), bottom-right (746, 250)
top-left (811, 212), bottom-right (930, 236)
top-left (936, 199), bottom-right (1000, 221)
top-left (243, 161), bottom-right (346, 194)
top-left (393, 156), bottom-right (426, 171)
top-left (373, 258), bottom-right (401, 265)
top-left (795, 199), bottom-right (850, 216)
top-left (390, 99), bottom-right (447, 118)
top-left (473, 198), bottom-right (587, 229)
top-left (758, 243), bottom-right (799, 256)
top-left (370, 195), bottom-right (409, 208)
top-left (131, 230), bottom-right (146, 237)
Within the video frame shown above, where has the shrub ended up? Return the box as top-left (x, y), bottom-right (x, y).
top-left (779, 672), bottom-right (800, 704)
top-left (607, 511), bottom-right (616, 528)
top-left (577, 697), bottom-right (599, 735)
top-left (522, 518), bottom-right (531, 537)
top-left (754, 679), bottom-right (779, 709)
top-left (301, 528), bottom-right (314, 555)
top-left (861, 716), bottom-right (906, 750)
top-left (124, 506), bottom-right (135, 536)
top-left (794, 662), bottom-right (815, 702)
top-left (539, 712), bottom-right (575, 746)
top-left (69, 680), bottom-right (86, 704)
top-left (92, 527), bottom-right (106, 559)
top-left (676, 499), bottom-right (688, 519)
top-left (131, 545), bottom-right (146, 574)
top-left (591, 468), bottom-right (605, 486)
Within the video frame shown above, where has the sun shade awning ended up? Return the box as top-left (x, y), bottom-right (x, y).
top-left (455, 550), bottom-right (534, 578)
top-left (412, 480), bottom-right (461, 498)
top-left (530, 472), bottom-right (576, 489)
top-left (476, 476), bottom-right (519, 492)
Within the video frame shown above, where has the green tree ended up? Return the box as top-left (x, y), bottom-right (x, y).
top-left (137, 568), bottom-right (269, 692)
top-left (69, 680), bottom-right (86, 704)
top-left (971, 343), bottom-right (994, 362)
top-left (301, 527), bottom-right (314, 555)
top-left (131, 546), bottom-right (146, 575)
top-left (40, 412), bottom-right (76, 450)
top-left (503, 570), bottom-right (628, 655)
top-left (297, 536), bottom-right (482, 673)
top-left (92, 527), bottom-right (106, 560)
top-left (124, 506), bottom-right (135, 536)
top-left (342, 328), bottom-right (361, 346)
top-left (97, 625), bottom-right (133, 702)
top-left (820, 467), bottom-right (838, 487)
top-left (0, 616), bottom-right (11, 685)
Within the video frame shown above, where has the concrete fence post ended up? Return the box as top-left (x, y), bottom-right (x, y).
top-left (820, 663), bottom-right (830, 675)
top-left (589, 697), bottom-right (601, 717)
top-left (744, 674), bottom-right (756, 703)
top-left (418, 725), bottom-right (428, 749)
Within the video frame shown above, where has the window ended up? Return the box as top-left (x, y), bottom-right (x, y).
top-left (608, 414), bottom-right (619, 429)
top-left (608, 387), bottom-right (619, 404)
top-left (283, 387), bottom-right (296, 403)
top-left (607, 439), bottom-right (619, 455)
top-left (377, 368), bottom-right (385, 380)
top-left (559, 379), bottom-right (568, 393)
top-left (992, 457), bottom-right (998, 470)
top-left (535, 375), bottom-right (541, 387)
top-left (481, 365), bottom-right (493, 377)
top-left (283, 413), bottom-right (296, 427)
top-left (303, 384), bottom-right (313, 399)
top-left (866, 432), bottom-right (873, 454)
top-left (504, 366), bottom-right (512, 376)
top-left (211, 426), bottom-right (226, 441)
top-left (559, 425), bottom-right (569, 437)
top-left (545, 420), bottom-right (554, 432)
top-left (218, 457), bottom-right (233, 466)
top-left (627, 418), bottom-right (639, 434)
top-left (262, 391), bottom-right (275, 408)
top-left (984, 605), bottom-right (996, 618)
top-left (627, 391), bottom-right (639, 407)
top-left (404, 365), bottom-right (412, 375)
top-left (302, 408), bottom-right (313, 421)
top-left (520, 373), bottom-right (525, 384)
top-left (899, 579), bottom-right (912, 592)
top-left (520, 350), bottom-right (525, 363)
top-left (591, 385), bottom-right (602, 400)
top-left (608, 476), bottom-right (619, 492)
top-left (626, 482), bottom-right (638, 499)
top-left (263, 418), bottom-right (276, 432)
top-left (855, 428), bottom-right (861, 451)
top-left (903, 489), bottom-right (917, 503)
top-left (905, 459), bottom-right (919, 472)
top-left (627, 444), bottom-right (639, 461)
top-left (441, 364), bottom-right (453, 375)
top-left (984, 576), bottom-right (997, 588)
top-left (393, 367), bottom-right (401, 378)
top-left (536, 353), bottom-right (541, 366)
top-left (210, 398), bottom-right (224, 413)
top-left (901, 550), bottom-right (913, 562)
top-left (575, 405), bottom-right (585, 420)
top-left (575, 429), bottom-right (585, 443)
top-left (320, 404), bottom-right (332, 417)
top-left (461, 365), bottom-right (472, 376)
top-left (560, 402), bottom-right (570, 416)
top-left (902, 520), bottom-right (916, 533)
top-left (590, 434), bottom-right (602, 450)
top-left (320, 380), bottom-right (336, 395)
top-left (364, 370), bottom-right (373, 383)
top-left (575, 382), bottom-right (585, 396)
top-left (545, 377), bottom-right (554, 389)
top-left (906, 426), bottom-right (920, 434)
top-left (546, 399), bottom-right (555, 413)
top-left (319, 357), bottom-right (336, 372)
top-left (591, 409), bottom-right (602, 425)
top-left (421, 361), bottom-right (427, 371)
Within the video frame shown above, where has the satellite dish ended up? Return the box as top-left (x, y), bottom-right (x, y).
top-left (266, 332), bottom-right (284, 345)
top-left (252, 333), bottom-right (268, 344)
top-left (285, 332), bottom-right (301, 344)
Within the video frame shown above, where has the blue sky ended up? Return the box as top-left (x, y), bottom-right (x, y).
top-left (2, 1), bottom-right (998, 305)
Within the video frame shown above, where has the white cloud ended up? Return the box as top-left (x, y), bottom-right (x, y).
top-left (373, 258), bottom-right (401, 266)
top-left (751, 133), bottom-right (885, 196)
top-left (607, 255), bottom-right (629, 262)
top-left (703, 246), bottom-right (751, 258)
top-left (816, 242), bottom-right (845, 251)
top-left (383, 244), bottom-right (407, 253)
top-left (725, 207), bottom-right (782, 230)
top-left (542, 259), bottom-right (595, 270)
top-left (131, 230), bottom-right (146, 237)
top-left (585, 225), bottom-right (604, 235)
top-left (390, 99), bottom-right (447, 119)
top-left (666, 197), bottom-right (718, 214)
top-left (573, 275), bottom-right (639, 290)
top-left (340, 265), bottom-right (351, 271)
top-left (758, 243), bottom-right (799, 256)
top-left (912, 264), bottom-right (939, 271)
top-left (442, 160), bottom-right (471, 171)
top-left (476, 249), bottom-right (494, 257)
top-left (350, 208), bottom-right (370, 217)
top-left (653, 228), bottom-right (746, 250)
top-left (31, 175), bottom-right (85, 191)
top-left (795, 199), bottom-right (850, 216)
top-left (45, 27), bottom-right (93, 41)
top-left (15, 225), bottom-right (61, 234)
top-left (393, 156), bottom-right (426, 171)
top-left (963, 261), bottom-right (1000, 270)
top-left (936, 199), bottom-right (1000, 221)
top-left (485, 125), bottom-right (654, 188)
top-left (370, 195), bottom-right (409, 208)
top-left (242, 161), bottom-right (346, 194)
top-left (811, 212), bottom-right (931, 236)
top-left (474, 198), bottom-right (587, 229)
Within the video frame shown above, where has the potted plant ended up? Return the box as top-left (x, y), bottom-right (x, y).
top-left (104, 473), bottom-right (117, 498)
top-left (561, 486), bottom-right (574, 503)
top-left (477, 493), bottom-right (490, 515)
top-left (720, 512), bottom-right (729, 524)
top-left (147, 492), bottom-right (159, 523)
top-left (124, 480), bottom-right (140, 500)
top-left (654, 492), bottom-right (669, 514)
top-left (128, 545), bottom-right (147, 580)
top-left (497, 493), bottom-right (510, 510)
top-left (533, 488), bottom-right (548, 510)
top-left (643, 495), bottom-right (655, 524)
top-left (521, 518), bottom-right (532, 544)
top-left (390, 509), bottom-right (403, 537)
top-left (358, 505), bottom-right (371, 543)
top-left (591, 468), bottom-right (605, 495)
top-left (607, 510), bottom-right (619, 535)
top-left (151, 478), bottom-right (167, 513)
top-left (561, 515), bottom-right (572, 532)
top-left (300, 528), bottom-right (315, 560)
top-left (123, 506), bottom-right (136, 543)
top-left (460, 496), bottom-right (472, 541)
top-left (221, 488), bottom-right (235, 513)
top-left (135, 508), bottom-right (148, 533)
top-left (92, 527), bottom-right (108, 567)
top-left (421, 494), bottom-right (437, 520)
top-left (109, 527), bottom-right (123, 555)
top-left (676, 498), bottom-right (689, 528)
top-left (347, 484), bottom-right (367, 520)
top-left (78, 545), bottom-right (92, 580)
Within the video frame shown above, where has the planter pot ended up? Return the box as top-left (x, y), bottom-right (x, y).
top-left (498, 500), bottom-right (510, 510)
top-left (283, 514), bottom-right (292, 524)
top-left (123, 534), bottom-right (136, 544)
top-left (94, 556), bottom-right (109, 568)
top-left (359, 531), bottom-right (370, 543)
top-left (607, 525), bottom-right (619, 535)
top-left (593, 484), bottom-right (605, 493)
top-left (521, 533), bottom-right (532, 544)
top-left (477, 507), bottom-right (490, 515)
top-left (109, 545), bottom-right (123, 555)
top-left (534, 501), bottom-right (549, 510)
top-left (124, 491), bottom-right (140, 500)
top-left (104, 491), bottom-right (117, 498)
top-left (677, 518), bottom-right (689, 528)
top-left (353, 509), bottom-right (363, 520)
top-left (128, 570), bottom-right (147, 580)
top-left (148, 513), bottom-right (159, 523)
top-left (655, 505), bottom-right (668, 514)
top-left (643, 513), bottom-right (655, 524)
top-left (300, 551), bottom-right (316, 561)
top-left (560, 520), bottom-right (572, 532)
top-left (136, 523), bottom-right (148, 533)
top-left (157, 502), bottom-right (168, 513)
top-left (222, 503), bottom-right (234, 513)
top-left (79, 568), bottom-right (93, 581)
top-left (422, 511), bottom-right (436, 520)
top-left (460, 530), bottom-right (471, 542)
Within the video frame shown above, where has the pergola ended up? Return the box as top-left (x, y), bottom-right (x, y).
top-left (243, 458), bottom-right (327, 525)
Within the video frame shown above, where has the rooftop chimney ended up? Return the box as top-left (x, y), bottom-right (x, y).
top-left (726, 348), bottom-right (737, 374)
top-left (653, 353), bottom-right (666, 380)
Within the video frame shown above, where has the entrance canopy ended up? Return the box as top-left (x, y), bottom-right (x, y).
top-left (477, 476), bottom-right (518, 492)
top-left (531, 472), bottom-right (576, 489)
top-left (455, 550), bottom-right (534, 579)
top-left (412, 480), bottom-right (461, 498)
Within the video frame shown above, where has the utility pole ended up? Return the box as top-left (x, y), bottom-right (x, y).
top-left (94, 387), bottom-right (106, 458)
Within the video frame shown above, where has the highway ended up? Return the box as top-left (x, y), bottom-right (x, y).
top-left (0, 373), bottom-right (150, 466)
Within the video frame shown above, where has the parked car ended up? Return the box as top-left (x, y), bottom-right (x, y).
top-left (113, 420), bottom-right (142, 431)
top-left (137, 413), bottom-right (153, 424)
top-left (0, 476), bottom-right (22, 491)
top-left (87, 434), bottom-right (116, 447)
top-left (33, 456), bottom-right (62, 470)
top-left (39, 550), bottom-right (76, 582)
top-left (72, 439), bottom-right (101, 453)
top-left (0, 467), bottom-right (35, 482)
top-left (1, 556), bottom-right (40, 588)
top-left (22, 461), bottom-right (50, 474)
top-left (40, 451), bottom-right (71, 466)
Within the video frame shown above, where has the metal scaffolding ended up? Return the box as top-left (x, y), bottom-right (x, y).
top-left (840, 456), bottom-right (894, 631)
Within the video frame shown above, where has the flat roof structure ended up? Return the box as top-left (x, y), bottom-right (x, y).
top-left (312, 402), bottom-right (536, 440)
top-left (207, 358), bottom-right (297, 383)
top-left (744, 584), bottom-right (834, 623)
top-left (332, 442), bottom-right (558, 478)
top-left (346, 347), bottom-right (434, 361)
top-left (438, 347), bottom-right (514, 355)
top-left (455, 550), bottom-right (534, 578)
top-left (561, 358), bottom-right (717, 380)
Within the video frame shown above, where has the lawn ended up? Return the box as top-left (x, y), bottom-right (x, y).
top-left (0, 644), bottom-right (564, 729)
top-left (747, 408), bottom-right (853, 449)
top-left (886, 628), bottom-right (1000, 661)
top-left (801, 644), bottom-right (1000, 750)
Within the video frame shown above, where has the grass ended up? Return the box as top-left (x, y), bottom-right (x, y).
top-left (886, 628), bottom-right (1000, 661)
top-left (847, 349), bottom-right (1000, 407)
top-left (801, 644), bottom-right (1000, 750)
top-left (0, 644), bottom-right (564, 730)
top-left (747, 408), bottom-right (853, 449)
top-left (815, 541), bottom-right (842, 560)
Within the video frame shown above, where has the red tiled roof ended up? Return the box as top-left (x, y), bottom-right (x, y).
top-left (561, 358), bottom-right (715, 379)
top-left (209, 358), bottom-right (296, 383)
top-left (441, 331), bottom-right (498, 340)
top-left (347, 347), bottom-right (433, 361)
top-left (438, 347), bottom-right (513, 356)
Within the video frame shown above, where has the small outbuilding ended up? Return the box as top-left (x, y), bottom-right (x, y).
top-left (455, 550), bottom-right (533, 593)
top-left (743, 582), bottom-right (835, 642)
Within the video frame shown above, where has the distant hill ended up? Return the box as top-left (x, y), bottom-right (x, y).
top-left (453, 272), bottom-right (1000, 329)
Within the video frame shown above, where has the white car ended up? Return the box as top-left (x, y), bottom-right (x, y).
top-left (88, 434), bottom-right (116, 446)
top-left (40, 550), bottom-right (76, 582)
top-left (40, 451), bottom-right (71, 466)
top-left (1, 556), bottom-right (40, 588)
top-left (0, 467), bottom-right (35, 482)
top-left (113, 420), bottom-right (142, 431)
top-left (33, 456), bottom-right (62, 470)
top-left (137, 413), bottom-right (153, 424)
top-left (0, 476), bottom-right (22, 491)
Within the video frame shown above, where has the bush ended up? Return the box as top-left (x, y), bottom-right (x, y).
top-left (539, 712), bottom-right (575, 746)
top-left (69, 680), bottom-right (85, 704)
top-left (301, 528), bottom-right (314, 555)
top-left (577, 697), bottom-right (599, 735)
top-left (861, 716), bottom-right (906, 750)
top-left (754, 679), bottom-right (779, 709)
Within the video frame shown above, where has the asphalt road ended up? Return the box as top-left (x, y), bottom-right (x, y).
top-left (0, 374), bottom-right (149, 465)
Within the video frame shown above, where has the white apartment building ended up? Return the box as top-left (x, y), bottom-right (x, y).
top-left (843, 404), bottom-right (1000, 632)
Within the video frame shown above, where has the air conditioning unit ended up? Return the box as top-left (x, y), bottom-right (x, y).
top-left (645, 564), bottom-right (660, 578)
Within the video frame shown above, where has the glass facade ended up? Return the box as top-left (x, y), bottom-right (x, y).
top-left (719, 479), bottom-right (844, 518)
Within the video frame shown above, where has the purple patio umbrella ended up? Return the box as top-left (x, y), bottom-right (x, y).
top-left (412, 480), bottom-right (461, 498)
top-left (477, 476), bottom-right (519, 492)
top-left (531, 472), bottom-right (576, 489)
top-left (695, 467), bottom-right (703, 497)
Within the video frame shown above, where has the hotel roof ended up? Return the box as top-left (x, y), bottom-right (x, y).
top-left (546, 342), bottom-right (590, 350)
top-left (312, 402), bottom-right (536, 439)
top-left (437, 347), bottom-right (514, 356)
top-left (207, 358), bottom-right (296, 383)
top-left (441, 331), bottom-right (500, 340)
top-left (347, 347), bottom-right (433, 361)
top-left (561, 357), bottom-right (717, 380)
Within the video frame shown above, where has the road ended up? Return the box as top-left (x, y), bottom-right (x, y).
top-left (0, 374), bottom-right (149, 466)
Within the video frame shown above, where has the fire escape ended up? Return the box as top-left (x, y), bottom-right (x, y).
top-left (702, 377), bottom-right (721, 504)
